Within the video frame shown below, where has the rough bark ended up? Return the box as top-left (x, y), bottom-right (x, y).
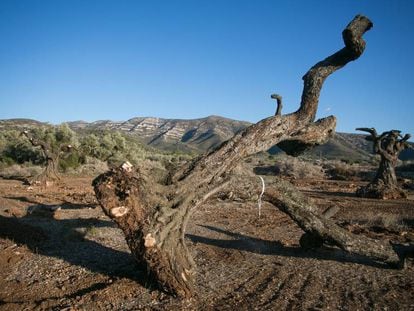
top-left (264, 181), bottom-right (401, 266)
top-left (93, 167), bottom-right (195, 297)
top-left (93, 15), bottom-right (376, 297)
top-left (93, 162), bottom-right (229, 297)
top-left (225, 172), bottom-right (402, 266)
top-left (356, 128), bottom-right (411, 199)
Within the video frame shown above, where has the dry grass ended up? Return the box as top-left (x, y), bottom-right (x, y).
top-left (368, 214), bottom-right (409, 231)
top-left (275, 157), bottom-right (326, 179)
top-left (347, 213), bottom-right (410, 232)
top-left (251, 154), bottom-right (326, 179)
top-left (323, 160), bottom-right (373, 181)
top-left (65, 157), bottom-right (109, 176)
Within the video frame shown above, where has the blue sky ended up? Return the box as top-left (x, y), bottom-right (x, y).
top-left (1, 1), bottom-right (413, 135)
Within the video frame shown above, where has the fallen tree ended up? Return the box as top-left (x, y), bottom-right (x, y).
top-left (356, 128), bottom-right (411, 199)
top-left (93, 15), bottom-right (404, 298)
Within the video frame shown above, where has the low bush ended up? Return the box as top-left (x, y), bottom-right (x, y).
top-left (323, 160), bottom-right (373, 181)
top-left (276, 157), bottom-right (326, 179)
top-left (0, 164), bottom-right (43, 180)
top-left (253, 156), bottom-right (325, 179)
top-left (65, 157), bottom-right (109, 176)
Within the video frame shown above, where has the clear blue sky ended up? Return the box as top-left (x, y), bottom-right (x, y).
top-left (1, 0), bottom-right (413, 134)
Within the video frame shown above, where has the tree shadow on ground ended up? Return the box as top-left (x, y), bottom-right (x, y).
top-left (301, 190), bottom-right (358, 199)
top-left (253, 166), bottom-right (280, 176)
top-left (0, 211), bottom-right (149, 287)
top-left (187, 225), bottom-right (394, 269)
top-left (5, 196), bottom-right (97, 210)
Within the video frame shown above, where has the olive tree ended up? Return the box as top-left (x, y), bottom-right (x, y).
top-left (356, 128), bottom-right (412, 199)
top-left (93, 16), bottom-right (403, 297)
top-left (21, 124), bottom-right (76, 183)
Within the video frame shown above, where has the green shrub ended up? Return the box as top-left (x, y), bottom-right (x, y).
top-left (59, 151), bottom-right (84, 172)
top-left (3, 143), bottom-right (44, 165)
top-left (0, 124), bottom-right (197, 176)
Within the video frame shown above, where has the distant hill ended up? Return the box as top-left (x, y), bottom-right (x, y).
top-left (67, 115), bottom-right (251, 153)
top-left (303, 133), bottom-right (374, 162)
top-left (1, 116), bottom-right (413, 161)
top-left (0, 118), bottom-right (46, 129)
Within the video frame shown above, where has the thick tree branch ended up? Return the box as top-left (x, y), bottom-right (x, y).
top-left (21, 130), bottom-right (53, 160)
top-left (277, 116), bottom-right (336, 156)
top-left (172, 15), bottom-right (372, 185)
top-left (356, 127), bottom-right (378, 139)
top-left (263, 183), bottom-right (401, 266)
top-left (396, 133), bottom-right (412, 152)
top-left (298, 15), bottom-right (373, 121)
top-left (271, 94), bottom-right (283, 116)
top-left (225, 172), bottom-right (401, 266)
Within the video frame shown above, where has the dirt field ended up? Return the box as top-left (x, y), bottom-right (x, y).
top-left (0, 176), bottom-right (413, 310)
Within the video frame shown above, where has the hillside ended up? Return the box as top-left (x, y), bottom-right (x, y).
top-left (68, 115), bottom-right (250, 153)
top-left (0, 118), bottom-right (46, 129)
top-left (1, 117), bottom-right (413, 162)
top-left (304, 133), bottom-right (373, 162)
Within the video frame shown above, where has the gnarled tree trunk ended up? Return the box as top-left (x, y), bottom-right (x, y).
top-left (21, 130), bottom-right (72, 184)
top-left (356, 128), bottom-right (411, 199)
top-left (93, 15), bottom-right (402, 298)
top-left (39, 155), bottom-right (60, 182)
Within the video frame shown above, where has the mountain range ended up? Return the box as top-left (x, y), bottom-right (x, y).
top-left (67, 115), bottom-right (250, 154)
top-left (1, 116), bottom-right (413, 162)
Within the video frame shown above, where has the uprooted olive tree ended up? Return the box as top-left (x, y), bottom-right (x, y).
top-left (356, 128), bottom-right (412, 199)
top-left (21, 127), bottom-right (74, 184)
top-left (93, 15), bottom-right (405, 298)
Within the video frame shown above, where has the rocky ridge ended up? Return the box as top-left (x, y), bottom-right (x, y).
top-left (1, 116), bottom-right (413, 161)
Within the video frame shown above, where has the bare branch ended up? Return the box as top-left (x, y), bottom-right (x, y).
top-left (263, 184), bottom-right (401, 266)
top-left (271, 94), bottom-right (283, 116)
top-left (172, 16), bottom-right (372, 183)
top-left (356, 127), bottom-right (378, 139)
top-left (298, 15), bottom-right (373, 121)
top-left (224, 172), bottom-right (401, 266)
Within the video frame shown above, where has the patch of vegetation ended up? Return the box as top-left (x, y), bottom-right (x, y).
top-left (0, 124), bottom-right (195, 178)
top-left (323, 160), bottom-right (374, 181)
top-left (252, 153), bottom-right (326, 180)
top-left (346, 213), bottom-right (410, 233)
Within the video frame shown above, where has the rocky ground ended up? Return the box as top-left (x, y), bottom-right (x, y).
top-left (0, 176), bottom-right (413, 310)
